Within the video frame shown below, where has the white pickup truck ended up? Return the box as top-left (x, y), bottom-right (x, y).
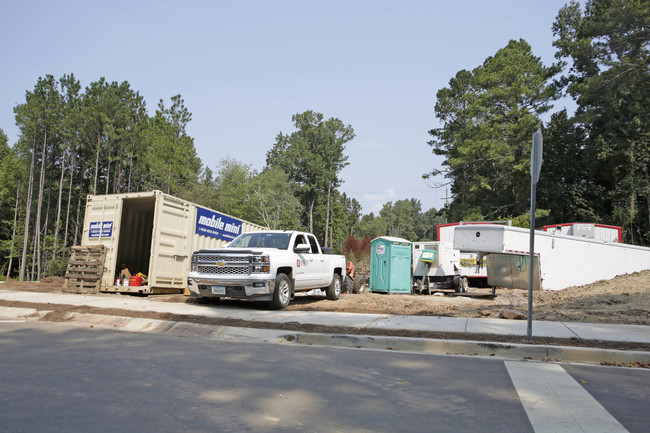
top-left (187, 230), bottom-right (346, 309)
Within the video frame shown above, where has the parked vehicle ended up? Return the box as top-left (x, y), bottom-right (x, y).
top-left (436, 221), bottom-right (512, 288)
top-left (453, 224), bottom-right (650, 291)
top-left (187, 230), bottom-right (346, 309)
top-left (344, 261), bottom-right (367, 294)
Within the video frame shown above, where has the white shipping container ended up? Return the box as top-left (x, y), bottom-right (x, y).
top-left (453, 224), bottom-right (650, 291)
top-left (81, 190), bottom-right (266, 293)
top-left (542, 223), bottom-right (622, 243)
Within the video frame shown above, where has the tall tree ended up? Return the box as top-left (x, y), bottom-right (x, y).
top-left (379, 198), bottom-right (423, 240)
top-left (340, 192), bottom-right (362, 236)
top-left (50, 74), bottom-right (81, 265)
top-left (247, 167), bottom-right (303, 230)
top-left (14, 75), bottom-right (62, 280)
top-left (427, 39), bottom-right (560, 222)
top-left (0, 129), bottom-right (20, 278)
top-left (212, 158), bottom-right (256, 219)
top-left (553, 0), bottom-right (650, 244)
top-left (145, 95), bottom-right (200, 195)
top-left (266, 110), bottom-right (354, 243)
top-left (536, 110), bottom-right (596, 225)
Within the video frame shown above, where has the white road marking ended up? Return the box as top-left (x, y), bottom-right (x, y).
top-left (505, 361), bottom-right (628, 433)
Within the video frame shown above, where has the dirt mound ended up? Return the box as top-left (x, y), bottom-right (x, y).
top-left (40, 276), bottom-right (66, 285)
top-left (285, 270), bottom-right (650, 325)
top-left (2, 270), bottom-right (648, 325)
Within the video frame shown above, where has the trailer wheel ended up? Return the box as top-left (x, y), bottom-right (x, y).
top-left (326, 273), bottom-right (341, 300)
top-left (424, 277), bottom-right (431, 295)
top-left (456, 277), bottom-right (469, 293)
top-left (414, 278), bottom-right (423, 295)
top-left (270, 273), bottom-right (292, 309)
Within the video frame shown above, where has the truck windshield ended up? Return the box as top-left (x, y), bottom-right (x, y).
top-left (228, 232), bottom-right (291, 250)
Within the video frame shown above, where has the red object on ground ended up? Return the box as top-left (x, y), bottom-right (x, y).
top-left (129, 275), bottom-right (142, 287)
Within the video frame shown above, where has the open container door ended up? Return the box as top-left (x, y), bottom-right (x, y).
top-left (114, 194), bottom-right (155, 292)
top-left (147, 192), bottom-right (192, 292)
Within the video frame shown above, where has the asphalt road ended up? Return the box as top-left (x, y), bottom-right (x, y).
top-left (0, 320), bottom-right (648, 433)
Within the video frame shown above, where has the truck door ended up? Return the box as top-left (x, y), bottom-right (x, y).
top-left (293, 234), bottom-right (325, 288)
top-left (307, 235), bottom-right (327, 286)
top-left (293, 234), bottom-right (308, 289)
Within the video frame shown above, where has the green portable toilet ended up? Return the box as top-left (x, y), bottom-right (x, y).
top-left (370, 236), bottom-right (412, 293)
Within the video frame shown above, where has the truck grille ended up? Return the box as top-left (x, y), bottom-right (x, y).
top-left (199, 255), bottom-right (249, 263)
top-left (198, 265), bottom-right (249, 275)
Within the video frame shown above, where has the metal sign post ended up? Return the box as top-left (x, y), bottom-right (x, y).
top-left (527, 130), bottom-right (543, 342)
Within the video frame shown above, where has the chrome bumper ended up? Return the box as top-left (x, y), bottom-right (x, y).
top-left (187, 272), bottom-right (275, 299)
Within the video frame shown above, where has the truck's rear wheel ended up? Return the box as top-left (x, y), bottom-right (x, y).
top-left (326, 274), bottom-right (341, 300)
top-left (270, 274), bottom-right (291, 309)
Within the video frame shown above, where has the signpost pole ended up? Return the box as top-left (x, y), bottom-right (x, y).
top-left (527, 130), bottom-right (543, 342)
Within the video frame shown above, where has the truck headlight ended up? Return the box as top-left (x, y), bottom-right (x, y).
top-left (191, 256), bottom-right (198, 272)
top-left (252, 255), bottom-right (270, 273)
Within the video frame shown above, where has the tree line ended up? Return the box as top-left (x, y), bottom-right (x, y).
top-left (0, 74), bottom-right (369, 280)
top-left (1, 0), bottom-right (647, 281)
top-left (427, 0), bottom-right (649, 245)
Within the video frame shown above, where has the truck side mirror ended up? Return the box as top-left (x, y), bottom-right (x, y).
top-left (294, 244), bottom-right (311, 253)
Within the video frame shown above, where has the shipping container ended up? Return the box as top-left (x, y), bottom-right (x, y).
top-left (453, 224), bottom-right (650, 291)
top-left (542, 223), bottom-right (622, 243)
top-left (80, 190), bottom-right (266, 294)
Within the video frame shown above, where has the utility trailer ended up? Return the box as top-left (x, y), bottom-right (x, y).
top-left (411, 242), bottom-right (463, 294)
top-left (437, 221), bottom-right (512, 288)
top-left (78, 190), bottom-right (266, 294)
top-left (453, 224), bottom-right (650, 291)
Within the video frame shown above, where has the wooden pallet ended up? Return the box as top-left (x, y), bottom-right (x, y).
top-left (64, 246), bottom-right (106, 294)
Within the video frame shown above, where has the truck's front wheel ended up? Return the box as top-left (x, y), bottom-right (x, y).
top-left (326, 274), bottom-right (341, 300)
top-left (270, 273), bottom-right (291, 309)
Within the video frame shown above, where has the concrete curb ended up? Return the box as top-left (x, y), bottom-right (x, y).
top-left (45, 311), bottom-right (650, 366)
top-left (0, 306), bottom-right (50, 320)
top-left (295, 333), bottom-right (650, 365)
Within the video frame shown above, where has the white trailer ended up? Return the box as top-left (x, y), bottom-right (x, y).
top-left (80, 190), bottom-right (266, 294)
top-left (453, 224), bottom-right (650, 291)
top-left (411, 242), bottom-right (463, 293)
top-left (437, 222), bottom-right (512, 287)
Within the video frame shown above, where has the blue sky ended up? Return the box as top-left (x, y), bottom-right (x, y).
top-left (1, 0), bottom-right (575, 214)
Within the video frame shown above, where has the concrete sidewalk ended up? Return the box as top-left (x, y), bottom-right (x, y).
top-left (1, 289), bottom-right (649, 344)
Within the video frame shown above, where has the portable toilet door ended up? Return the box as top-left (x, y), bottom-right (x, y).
top-left (370, 236), bottom-right (412, 293)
